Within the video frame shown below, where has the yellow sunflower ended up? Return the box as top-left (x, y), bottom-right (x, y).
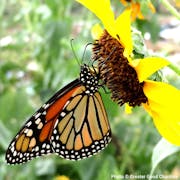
top-left (76, 0), bottom-right (180, 145)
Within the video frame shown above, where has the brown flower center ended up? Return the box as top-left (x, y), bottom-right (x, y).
top-left (93, 30), bottom-right (147, 107)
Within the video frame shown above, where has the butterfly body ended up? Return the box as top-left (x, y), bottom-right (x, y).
top-left (6, 64), bottom-right (111, 164)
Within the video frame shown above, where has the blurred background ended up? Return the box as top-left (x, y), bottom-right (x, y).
top-left (0, 0), bottom-right (180, 180)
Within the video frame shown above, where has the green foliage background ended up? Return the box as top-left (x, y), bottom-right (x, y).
top-left (0, 1), bottom-right (179, 180)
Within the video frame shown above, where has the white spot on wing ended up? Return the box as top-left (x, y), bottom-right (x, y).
top-left (35, 113), bottom-right (41, 119)
top-left (35, 118), bottom-right (41, 124)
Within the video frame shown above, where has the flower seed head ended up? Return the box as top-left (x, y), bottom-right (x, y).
top-left (93, 30), bottom-right (148, 107)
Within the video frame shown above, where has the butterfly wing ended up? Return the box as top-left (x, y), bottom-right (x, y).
top-left (6, 79), bottom-right (81, 164)
top-left (6, 64), bottom-right (112, 164)
top-left (51, 86), bottom-right (111, 160)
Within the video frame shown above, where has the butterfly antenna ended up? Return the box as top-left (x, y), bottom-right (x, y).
top-left (70, 39), bottom-right (81, 66)
top-left (92, 46), bottom-right (117, 75)
top-left (81, 42), bottom-right (93, 65)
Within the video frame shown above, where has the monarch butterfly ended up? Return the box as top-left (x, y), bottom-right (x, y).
top-left (6, 64), bottom-right (111, 164)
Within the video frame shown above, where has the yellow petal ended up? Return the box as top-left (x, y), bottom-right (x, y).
top-left (175, 0), bottom-right (180, 7)
top-left (76, 0), bottom-right (114, 31)
top-left (76, 0), bottom-right (133, 61)
top-left (137, 10), bottom-right (145, 20)
top-left (115, 9), bottom-right (133, 59)
top-left (125, 103), bottom-right (132, 114)
top-left (143, 80), bottom-right (180, 103)
top-left (91, 24), bottom-right (104, 39)
top-left (130, 57), bottom-right (170, 82)
top-left (131, 2), bottom-right (143, 21)
top-left (144, 102), bottom-right (180, 145)
top-left (143, 80), bottom-right (180, 145)
top-left (55, 175), bottom-right (70, 180)
top-left (148, 1), bottom-right (156, 13)
top-left (120, 0), bottom-right (129, 6)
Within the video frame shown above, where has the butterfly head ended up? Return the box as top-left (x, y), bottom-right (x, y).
top-left (80, 64), bottom-right (99, 95)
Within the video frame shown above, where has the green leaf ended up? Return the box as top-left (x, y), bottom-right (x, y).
top-left (0, 155), bottom-right (7, 180)
top-left (132, 28), bottom-right (148, 59)
top-left (35, 158), bottom-right (55, 176)
top-left (96, 156), bottom-right (117, 180)
top-left (0, 0), bottom-right (5, 17)
top-left (75, 157), bottom-right (100, 180)
top-left (0, 121), bottom-right (12, 150)
top-left (0, 89), bottom-right (34, 124)
top-left (150, 138), bottom-right (180, 179)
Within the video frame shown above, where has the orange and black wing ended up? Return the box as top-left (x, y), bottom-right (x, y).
top-left (6, 64), bottom-right (112, 165)
top-left (6, 79), bottom-right (81, 164)
top-left (51, 85), bottom-right (111, 160)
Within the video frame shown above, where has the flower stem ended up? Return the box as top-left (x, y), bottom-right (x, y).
top-left (168, 63), bottom-right (180, 76)
top-left (160, 0), bottom-right (180, 20)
